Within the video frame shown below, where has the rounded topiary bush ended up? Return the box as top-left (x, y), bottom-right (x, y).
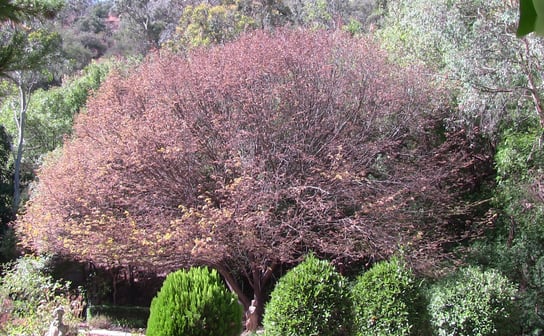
top-left (351, 257), bottom-right (429, 336)
top-left (262, 254), bottom-right (352, 336)
top-left (145, 266), bottom-right (243, 336)
top-left (427, 266), bottom-right (519, 336)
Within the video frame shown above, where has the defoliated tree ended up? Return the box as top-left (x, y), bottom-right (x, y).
top-left (18, 30), bottom-right (490, 329)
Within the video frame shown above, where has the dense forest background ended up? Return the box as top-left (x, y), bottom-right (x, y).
top-left (2, 0), bottom-right (544, 334)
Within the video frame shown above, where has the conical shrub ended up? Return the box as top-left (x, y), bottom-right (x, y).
top-left (146, 266), bottom-right (243, 336)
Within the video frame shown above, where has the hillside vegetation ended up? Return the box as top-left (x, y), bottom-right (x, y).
top-left (0, 0), bottom-right (543, 335)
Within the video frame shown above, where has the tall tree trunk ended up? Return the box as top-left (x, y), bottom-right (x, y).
top-left (522, 38), bottom-right (544, 128)
top-left (12, 79), bottom-right (28, 212)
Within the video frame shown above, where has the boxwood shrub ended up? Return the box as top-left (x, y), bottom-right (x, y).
top-left (427, 266), bottom-right (519, 336)
top-left (351, 257), bottom-right (429, 336)
top-left (262, 254), bottom-right (352, 336)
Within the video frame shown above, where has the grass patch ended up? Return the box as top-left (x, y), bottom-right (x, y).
top-left (87, 305), bottom-right (149, 329)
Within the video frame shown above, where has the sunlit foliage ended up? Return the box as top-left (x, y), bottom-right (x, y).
top-left (18, 29), bottom-right (490, 324)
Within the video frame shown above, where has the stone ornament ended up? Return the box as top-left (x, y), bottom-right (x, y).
top-left (46, 307), bottom-right (68, 336)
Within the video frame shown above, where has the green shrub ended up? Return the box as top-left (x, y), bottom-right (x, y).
top-left (476, 128), bottom-right (544, 333)
top-left (351, 257), bottom-right (429, 336)
top-left (427, 266), bottom-right (519, 336)
top-left (145, 266), bottom-right (243, 336)
top-left (262, 254), bottom-right (352, 336)
top-left (0, 255), bottom-right (80, 335)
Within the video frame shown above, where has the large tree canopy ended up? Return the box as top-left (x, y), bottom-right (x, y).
top-left (17, 29), bottom-right (490, 325)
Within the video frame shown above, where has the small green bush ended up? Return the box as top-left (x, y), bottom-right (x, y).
top-left (262, 254), bottom-right (352, 336)
top-left (351, 257), bottom-right (429, 336)
top-left (145, 266), bottom-right (243, 336)
top-left (427, 266), bottom-right (519, 336)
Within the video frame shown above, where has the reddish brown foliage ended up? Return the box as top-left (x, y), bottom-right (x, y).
top-left (17, 29), bottom-right (490, 324)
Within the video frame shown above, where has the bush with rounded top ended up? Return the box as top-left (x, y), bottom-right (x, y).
top-left (145, 266), bottom-right (243, 336)
top-left (427, 266), bottom-right (519, 336)
top-left (351, 257), bottom-right (429, 336)
top-left (262, 254), bottom-right (352, 336)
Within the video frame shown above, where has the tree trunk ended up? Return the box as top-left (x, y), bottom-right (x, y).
top-left (522, 38), bottom-right (544, 128)
top-left (12, 80), bottom-right (28, 212)
top-left (215, 265), bottom-right (251, 309)
top-left (110, 268), bottom-right (121, 306)
top-left (215, 262), bottom-right (278, 332)
top-left (245, 290), bottom-right (267, 331)
top-left (245, 262), bottom-right (278, 331)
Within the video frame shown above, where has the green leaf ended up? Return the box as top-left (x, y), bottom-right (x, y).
top-left (532, 0), bottom-right (544, 35)
top-left (517, 0), bottom-right (537, 37)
